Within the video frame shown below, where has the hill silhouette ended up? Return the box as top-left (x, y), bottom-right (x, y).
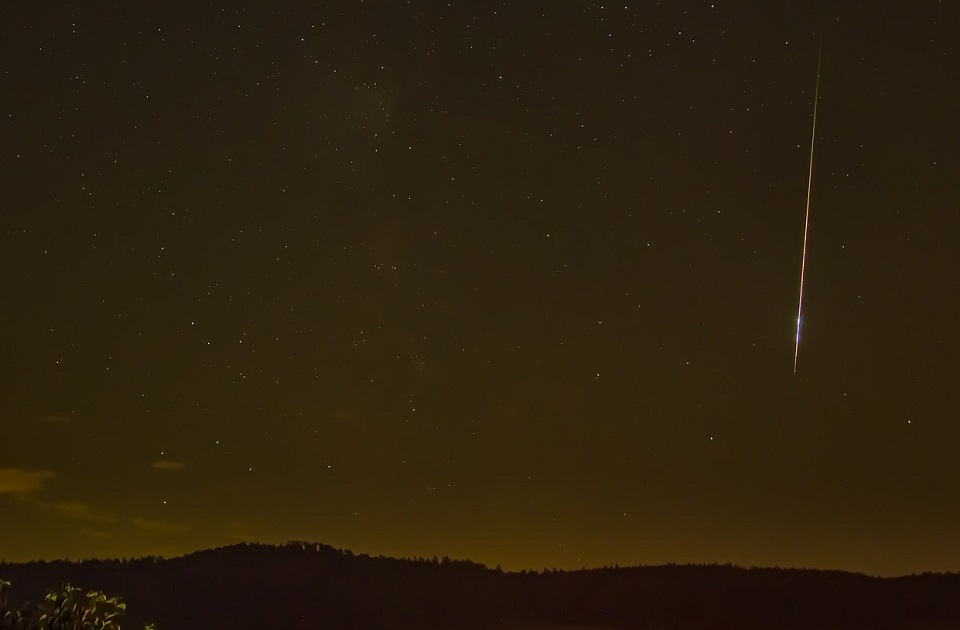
top-left (2, 542), bottom-right (959, 629)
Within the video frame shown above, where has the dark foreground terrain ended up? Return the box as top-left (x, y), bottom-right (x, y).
top-left (2, 542), bottom-right (959, 629)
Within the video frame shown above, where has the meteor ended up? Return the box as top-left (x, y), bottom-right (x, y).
top-left (794, 37), bottom-right (822, 375)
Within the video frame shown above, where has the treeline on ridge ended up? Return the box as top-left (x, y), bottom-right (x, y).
top-left (2, 541), bottom-right (959, 630)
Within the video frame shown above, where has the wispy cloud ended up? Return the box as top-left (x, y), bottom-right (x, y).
top-left (0, 468), bottom-right (55, 495)
top-left (1, 469), bottom-right (118, 526)
top-left (131, 517), bottom-right (188, 534)
top-left (151, 459), bottom-right (187, 471)
top-left (52, 501), bottom-right (116, 523)
top-left (39, 414), bottom-right (71, 424)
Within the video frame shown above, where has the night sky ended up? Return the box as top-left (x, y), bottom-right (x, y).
top-left (1, 1), bottom-right (957, 576)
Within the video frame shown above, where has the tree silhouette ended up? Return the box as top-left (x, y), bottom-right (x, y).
top-left (0, 579), bottom-right (155, 630)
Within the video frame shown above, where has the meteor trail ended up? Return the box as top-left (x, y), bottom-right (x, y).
top-left (794, 37), bottom-right (822, 375)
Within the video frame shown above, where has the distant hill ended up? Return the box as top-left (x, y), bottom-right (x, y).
top-left (2, 542), bottom-right (959, 629)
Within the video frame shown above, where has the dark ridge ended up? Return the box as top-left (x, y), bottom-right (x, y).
top-left (2, 542), bottom-right (959, 629)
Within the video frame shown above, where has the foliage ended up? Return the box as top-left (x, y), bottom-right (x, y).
top-left (0, 579), bottom-right (154, 630)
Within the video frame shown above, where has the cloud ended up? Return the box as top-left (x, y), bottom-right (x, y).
top-left (52, 501), bottom-right (116, 523)
top-left (131, 517), bottom-right (188, 534)
top-left (0, 471), bottom-right (117, 525)
top-left (150, 459), bottom-right (186, 471)
top-left (39, 414), bottom-right (71, 424)
top-left (0, 468), bottom-right (55, 495)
